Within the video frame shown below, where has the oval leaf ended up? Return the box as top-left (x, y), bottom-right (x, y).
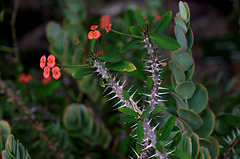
top-left (188, 84), bottom-right (209, 114)
top-left (171, 92), bottom-right (188, 109)
top-left (191, 133), bottom-right (200, 159)
top-left (155, 11), bottom-right (172, 33)
top-left (177, 108), bottom-right (203, 130)
top-left (140, 108), bottom-right (151, 120)
top-left (179, 1), bottom-right (188, 22)
top-left (195, 108), bottom-right (215, 138)
top-left (174, 25), bottom-right (188, 50)
top-left (186, 28), bottom-right (194, 50)
top-left (174, 16), bottom-right (188, 34)
top-left (150, 35), bottom-right (180, 50)
top-left (207, 136), bottom-right (219, 159)
top-left (108, 61), bottom-right (137, 72)
top-left (169, 60), bottom-right (186, 84)
top-left (72, 68), bottom-right (95, 79)
top-left (175, 81), bottom-right (196, 100)
top-left (171, 50), bottom-right (194, 71)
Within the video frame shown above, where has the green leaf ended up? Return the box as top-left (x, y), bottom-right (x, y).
top-left (72, 68), bottom-right (95, 79)
top-left (174, 16), bottom-right (188, 34)
top-left (90, 39), bottom-right (97, 53)
top-left (137, 121), bottom-right (144, 142)
top-left (174, 25), bottom-right (188, 50)
top-left (124, 9), bottom-right (134, 26)
top-left (191, 133), bottom-right (200, 159)
top-left (130, 26), bottom-right (141, 36)
top-left (179, 1), bottom-right (188, 22)
top-left (177, 108), bottom-right (203, 130)
top-left (169, 60), bottom-right (186, 84)
top-left (151, 106), bottom-right (165, 115)
top-left (171, 150), bottom-right (191, 159)
top-left (123, 90), bottom-right (130, 100)
top-left (201, 146), bottom-right (211, 159)
top-left (171, 50), bottom-right (194, 71)
top-left (120, 39), bottom-right (141, 53)
top-left (207, 136), bottom-right (219, 159)
top-left (120, 116), bottom-right (138, 124)
top-left (118, 108), bottom-right (138, 116)
top-left (150, 35), bottom-right (180, 50)
top-left (136, 8), bottom-right (144, 27)
top-left (140, 108), bottom-right (151, 120)
top-left (189, 84), bottom-right (209, 114)
top-left (170, 132), bottom-right (182, 148)
top-left (175, 81), bottom-right (196, 99)
top-left (155, 142), bottom-right (163, 153)
top-left (98, 54), bottom-right (121, 63)
top-left (185, 63), bottom-right (195, 80)
top-left (199, 139), bottom-right (213, 153)
top-left (195, 108), bottom-right (215, 138)
top-left (99, 78), bottom-right (105, 87)
top-left (186, 28), bottom-right (194, 50)
top-left (171, 92), bottom-right (188, 109)
top-left (160, 116), bottom-right (176, 141)
top-left (108, 61), bottom-right (137, 72)
top-left (146, 77), bottom-right (153, 93)
top-left (155, 11), bottom-right (172, 33)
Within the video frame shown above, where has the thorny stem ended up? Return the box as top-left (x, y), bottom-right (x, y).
top-left (11, 0), bottom-right (20, 62)
top-left (111, 29), bottom-right (143, 39)
top-left (223, 136), bottom-right (240, 159)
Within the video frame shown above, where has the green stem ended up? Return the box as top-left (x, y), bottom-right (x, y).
top-left (111, 29), bottom-right (143, 39)
top-left (56, 63), bottom-right (89, 68)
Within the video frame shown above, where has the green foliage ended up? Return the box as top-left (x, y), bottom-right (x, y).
top-left (63, 104), bottom-right (111, 149)
top-left (2, 134), bottom-right (31, 159)
top-left (137, 121), bottom-right (144, 142)
top-left (170, 1), bottom-right (219, 158)
top-left (155, 11), bottom-right (172, 33)
top-left (107, 61), bottom-right (137, 72)
top-left (72, 68), bottom-right (96, 79)
top-left (150, 34), bottom-right (180, 50)
top-left (0, 120), bottom-right (11, 151)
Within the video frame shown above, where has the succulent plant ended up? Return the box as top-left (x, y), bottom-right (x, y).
top-left (0, 120), bottom-right (11, 151)
top-left (2, 134), bottom-right (31, 159)
top-left (169, 1), bottom-right (219, 158)
top-left (63, 103), bottom-right (111, 149)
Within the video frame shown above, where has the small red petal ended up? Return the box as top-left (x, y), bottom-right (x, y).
top-left (88, 31), bottom-right (94, 39)
top-left (91, 25), bottom-right (98, 30)
top-left (47, 55), bottom-right (55, 61)
top-left (52, 66), bottom-right (61, 80)
top-left (94, 30), bottom-right (101, 39)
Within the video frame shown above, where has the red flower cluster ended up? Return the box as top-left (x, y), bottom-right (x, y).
top-left (40, 55), bottom-right (61, 80)
top-left (19, 73), bottom-right (32, 83)
top-left (88, 25), bottom-right (101, 39)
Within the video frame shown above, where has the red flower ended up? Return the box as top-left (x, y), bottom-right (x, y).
top-left (40, 55), bottom-right (46, 69)
top-left (43, 66), bottom-right (50, 79)
top-left (91, 25), bottom-right (98, 30)
top-left (105, 23), bottom-right (112, 34)
top-left (100, 15), bottom-right (111, 29)
top-left (52, 66), bottom-right (61, 80)
top-left (155, 13), bottom-right (162, 22)
top-left (47, 55), bottom-right (55, 68)
top-left (19, 73), bottom-right (33, 83)
top-left (88, 30), bottom-right (101, 39)
top-left (42, 76), bottom-right (52, 85)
